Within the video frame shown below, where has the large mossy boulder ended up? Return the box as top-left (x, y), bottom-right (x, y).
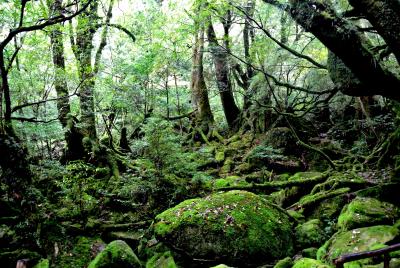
top-left (337, 197), bottom-right (399, 230)
top-left (295, 219), bottom-right (327, 248)
top-left (154, 190), bottom-right (294, 266)
top-left (317, 225), bottom-right (399, 266)
top-left (88, 240), bottom-right (141, 268)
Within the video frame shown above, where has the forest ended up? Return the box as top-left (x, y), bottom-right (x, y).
top-left (1, 0), bottom-right (400, 267)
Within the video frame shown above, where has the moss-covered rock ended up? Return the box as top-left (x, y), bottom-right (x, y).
top-left (213, 176), bottom-right (249, 188)
top-left (154, 190), bottom-right (294, 266)
top-left (146, 251), bottom-right (176, 268)
top-left (317, 225), bottom-right (399, 266)
top-left (308, 195), bottom-right (347, 222)
top-left (292, 258), bottom-right (332, 268)
top-left (88, 240), bottom-right (141, 268)
top-left (295, 219), bottom-right (327, 248)
top-left (273, 257), bottom-right (293, 268)
top-left (337, 197), bottom-right (399, 230)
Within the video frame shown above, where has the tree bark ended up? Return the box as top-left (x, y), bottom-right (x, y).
top-left (348, 0), bottom-right (400, 64)
top-left (191, 20), bottom-right (214, 131)
top-left (207, 20), bottom-right (241, 129)
top-left (263, 0), bottom-right (400, 101)
top-left (49, 0), bottom-right (86, 162)
top-left (74, 0), bottom-right (99, 140)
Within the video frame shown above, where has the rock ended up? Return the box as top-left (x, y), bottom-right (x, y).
top-left (88, 240), bottom-right (141, 268)
top-left (213, 176), bottom-right (249, 188)
top-left (146, 251), bottom-right (177, 268)
top-left (273, 257), bottom-right (293, 268)
top-left (210, 265), bottom-right (234, 268)
top-left (33, 259), bottom-right (50, 268)
top-left (292, 258), bottom-right (331, 268)
top-left (317, 225), bottom-right (399, 266)
top-left (154, 190), bottom-right (294, 266)
top-left (337, 197), bottom-right (399, 230)
top-left (308, 195), bottom-right (347, 222)
top-left (295, 219), bottom-right (327, 248)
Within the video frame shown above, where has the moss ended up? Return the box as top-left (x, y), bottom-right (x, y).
top-left (213, 176), bottom-right (249, 188)
top-left (287, 209), bottom-right (305, 223)
top-left (294, 187), bottom-right (350, 212)
top-left (309, 194), bottom-right (346, 222)
top-left (146, 251), bottom-right (176, 268)
top-left (88, 240), bottom-right (141, 268)
top-left (295, 219), bottom-right (327, 248)
top-left (220, 158), bottom-right (234, 174)
top-left (54, 236), bottom-right (104, 268)
top-left (273, 257), bottom-right (293, 268)
top-left (292, 258), bottom-right (332, 268)
top-left (33, 259), bottom-right (49, 268)
top-left (337, 197), bottom-right (399, 230)
top-left (317, 225), bottom-right (399, 265)
top-left (215, 151), bottom-right (225, 163)
top-left (154, 190), bottom-right (294, 266)
top-left (289, 172), bottom-right (323, 181)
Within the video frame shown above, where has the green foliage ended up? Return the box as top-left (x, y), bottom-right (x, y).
top-left (134, 117), bottom-right (197, 176)
top-left (56, 161), bottom-right (106, 219)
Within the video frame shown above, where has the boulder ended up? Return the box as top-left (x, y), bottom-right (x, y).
top-left (88, 240), bottom-right (141, 268)
top-left (317, 225), bottom-right (399, 266)
top-left (154, 190), bottom-right (294, 266)
top-left (337, 197), bottom-right (399, 230)
top-left (295, 219), bottom-right (327, 248)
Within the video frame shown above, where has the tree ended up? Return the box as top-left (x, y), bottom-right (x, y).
top-left (190, 1), bottom-right (214, 134)
top-left (207, 7), bottom-right (241, 130)
top-left (262, 0), bottom-right (400, 101)
top-left (48, 0), bottom-right (85, 161)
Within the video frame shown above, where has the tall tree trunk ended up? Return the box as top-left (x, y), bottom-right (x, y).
top-left (191, 20), bottom-right (214, 131)
top-left (71, 0), bottom-right (100, 141)
top-left (49, 0), bottom-right (85, 161)
top-left (207, 20), bottom-right (240, 130)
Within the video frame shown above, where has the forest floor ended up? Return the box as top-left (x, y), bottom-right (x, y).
top-left (1, 130), bottom-right (400, 268)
